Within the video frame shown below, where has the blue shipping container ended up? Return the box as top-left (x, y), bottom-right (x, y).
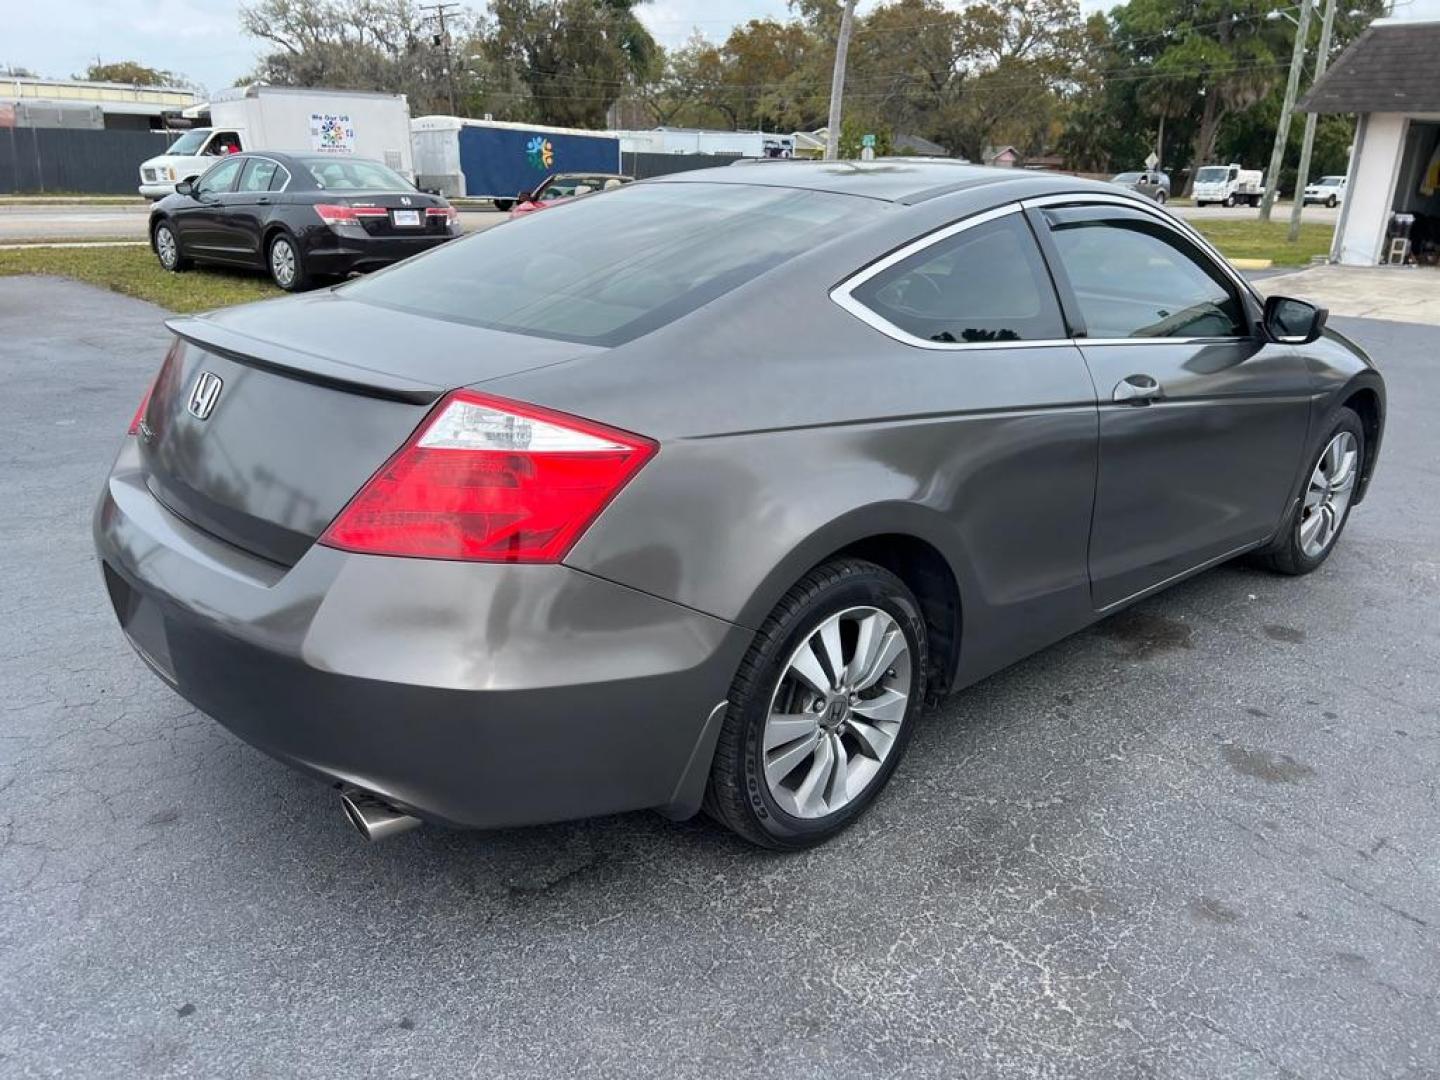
top-left (457, 125), bottom-right (621, 199)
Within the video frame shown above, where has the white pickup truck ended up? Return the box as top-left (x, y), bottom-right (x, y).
top-left (138, 85), bottom-right (414, 200)
top-left (1192, 164), bottom-right (1266, 208)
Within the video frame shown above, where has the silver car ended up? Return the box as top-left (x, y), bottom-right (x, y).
top-left (95, 162), bottom-right (1385, 849)
top-left (1112, 170), bottom-right (1171, 204)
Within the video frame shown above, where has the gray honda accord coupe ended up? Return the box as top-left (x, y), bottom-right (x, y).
top-left (95, 161), bottom-right (1385, 848)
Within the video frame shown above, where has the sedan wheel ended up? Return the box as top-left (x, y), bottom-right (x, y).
top-left (153, 223), bottom-right (188, 272)
top-left (1257, 408), bottom-right (1365, 575)
top-left (704, 558), bottom-right (927, 848)
top-left (268, 234), bottom-right (309, 291)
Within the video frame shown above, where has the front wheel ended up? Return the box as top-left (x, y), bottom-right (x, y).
top-left (1224, 194), bottom-right (1237, 208)
top-left (1255, 408), bottom-right (1364, 576)
top-left (704, 558), bottom-right (928, 849)
top-left (1326, 195), bottom-right (1338, 208)
top-left (1154, 190), bottom-right (1167, 205)
top-left (267, 233), bottom-right (310, 291)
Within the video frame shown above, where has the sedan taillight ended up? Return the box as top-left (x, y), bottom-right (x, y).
top-left (321, 391), bottom-right (657, 562)
top-left (313, 204), bottom-right (388, 227)
top-left (425, 206), bottom-right (459, 226)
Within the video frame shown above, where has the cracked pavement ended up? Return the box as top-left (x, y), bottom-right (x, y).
top-left (1, 276), bottom-right (1436, 1079)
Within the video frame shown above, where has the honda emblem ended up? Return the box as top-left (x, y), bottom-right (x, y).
top-left (187, 371), bottom-right (224, 420)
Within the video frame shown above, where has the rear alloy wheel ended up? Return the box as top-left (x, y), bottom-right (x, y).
top-left (1154, 190), bottom-right (1167, 205)
top-left (268, 233), bottom-right (310, 292)
top-left (704, 558), bottom-right (927, 848)
top-left (1256, 408), bottom-right (1364, 575)
top-left (153, 222), bottom-right (189, 272)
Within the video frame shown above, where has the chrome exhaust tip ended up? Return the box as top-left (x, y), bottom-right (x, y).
top-left (339, 786), bottom-right (422, 842)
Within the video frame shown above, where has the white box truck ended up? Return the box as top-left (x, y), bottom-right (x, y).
top-left (138, 85), bottom-right (414, 199)
top-left (615, 127), bottom-right (795, 158)
top-left (1192, 163), bottom-right (1266, 207)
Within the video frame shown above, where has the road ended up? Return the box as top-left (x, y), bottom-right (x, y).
top-left (0, 203), bottom-right (507, 243)
top-left (0, 277), bottom-right (1434, 1078)
top-left (0, 199), bottom-right (1339, 243)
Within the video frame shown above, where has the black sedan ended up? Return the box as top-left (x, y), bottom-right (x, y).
top-left (148, 151), bottom-right (461, 291)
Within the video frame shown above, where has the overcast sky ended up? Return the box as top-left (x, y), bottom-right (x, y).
top-left (5, 0), bottom-right (1439, 96)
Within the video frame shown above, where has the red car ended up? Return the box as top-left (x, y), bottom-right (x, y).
top-left (509, 173), bottom-right (633, 218)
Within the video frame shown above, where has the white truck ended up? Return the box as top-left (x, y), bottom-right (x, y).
top-left (138, 85), bottom-right (414, 199)
top-left (614, 127), bottom-right (795, 159)
top-left (1192, 163), bottom-right (1266, 207)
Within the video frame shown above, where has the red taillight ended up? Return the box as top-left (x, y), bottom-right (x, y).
top-left (313, 204), bottom-right (388, 227)
top-left (426, 206), bottom-right (459, 225)
top-left (320, 391), bottom-right (657, 563)
top-left (128, 375), bottom-right (160, 435)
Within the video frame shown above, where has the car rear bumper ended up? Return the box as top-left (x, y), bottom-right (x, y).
top-left (93, 442), bottom-right (748, 830)
top-left (304, 232), bottom-right (457, 275)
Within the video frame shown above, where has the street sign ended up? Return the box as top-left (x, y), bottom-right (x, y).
top-left (1144, 151), bottom-right (1159, 170)
top-left (862, 133), bottom-right (876, 149)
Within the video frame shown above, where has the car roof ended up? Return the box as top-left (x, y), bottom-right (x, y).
top-left (651, 159), bottom-right (1125, 206)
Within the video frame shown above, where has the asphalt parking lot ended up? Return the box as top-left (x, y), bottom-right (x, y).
top-left (1, 276), bottom-right (1436, 1079)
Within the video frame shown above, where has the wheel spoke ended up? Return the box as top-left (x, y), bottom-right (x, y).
top-left (854, 629), bottom-right (905, 691)
top-left (845, 612), bottom-right (884, 687)
top-left (764, 713), bottom-right (819, 752)
top-left (824, 733), bottom-right (849, 805)
top-left (1303, 482), bottom-right (1325, 510)
top-left (846, 716), bottom-right (895, 760)
top-left (787, 642), bottom-right (831, 696)
top-left (1330, 447), bottom-right (1358, 493)
top-left (792, 733), bottom-right (835, 815)
top-left (814, 615), bottom-right (846, 686)
top-left (764, 728), bottom-right (820, 788)
top-left (1299, 508), bottom-right (1325, 549)
top-left (851, 687), bottom-right (907, 725)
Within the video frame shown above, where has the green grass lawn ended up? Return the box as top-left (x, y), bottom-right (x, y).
top-left (1188, 220), bottom-right (1333, 266)
top-left (0, 245), bottom-right (281, 312)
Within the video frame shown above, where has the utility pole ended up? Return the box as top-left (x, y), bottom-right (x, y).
top-left (824, 0), bottom-right (859, 161)
top-left (1288, 0), bottom-right (1338, 241)
top-left (1260, 0), bottom-right (1314, 221)
top-left (420, 2), bottom-right (460, 115)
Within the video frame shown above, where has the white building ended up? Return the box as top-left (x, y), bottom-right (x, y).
top-left (1302, 20), bottom-right (1440, 266)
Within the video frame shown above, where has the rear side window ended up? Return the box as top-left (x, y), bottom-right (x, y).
top-left (238, 158), bottom-right (279, 193)
top-left (342, 182), bottom-right (878, 346)
top-left (1042, 208), bottom-right (1246, 339)
top-left (847, 212), bottom-right (1065, 344)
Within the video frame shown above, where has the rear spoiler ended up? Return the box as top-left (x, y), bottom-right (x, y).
top-left (165, 315), bottom-right (444, 406)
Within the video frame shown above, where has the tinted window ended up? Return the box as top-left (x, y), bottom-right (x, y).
top-left (342, 181), bottom-right (876, 346)
top-left (165, 129), bottom-right (210, 155)
top-left (849, 213), bottom-right (1064, 344)
top-left (238, 158), bottom-right (279, 193)
top-left (195, 156), bottom-right (243, 196)
top-left (303, 158), bottom-right (410, 191)
top-left (1043, 209), bottom-right (1246, 339)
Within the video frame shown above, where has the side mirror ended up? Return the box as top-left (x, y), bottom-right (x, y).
top-left (175, 180), bottom-right (194, 197)
top-left (1263, 295), bottom-right (1328, 344)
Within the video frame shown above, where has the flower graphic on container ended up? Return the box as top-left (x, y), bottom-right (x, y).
top-left (525, 136), bottom-right (554, 171)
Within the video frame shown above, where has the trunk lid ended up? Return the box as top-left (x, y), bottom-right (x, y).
top-left (138, 291), bottom-right (599, 566)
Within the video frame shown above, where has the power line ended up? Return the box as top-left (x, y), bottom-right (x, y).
top-left (420, 1), bottom-right (461, 113)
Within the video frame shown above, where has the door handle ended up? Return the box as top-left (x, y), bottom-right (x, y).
top-left (1113, 374), bottom-right (1162, 404)
top-left (256, 196), bottom-right (271, 205)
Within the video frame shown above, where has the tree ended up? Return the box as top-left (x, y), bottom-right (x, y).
top-left (81, 61), bottom-right (181, 86)
top-left (486, 0), bottom-right (658, 127)
top-left (240, 0), bottom-right (465, 114)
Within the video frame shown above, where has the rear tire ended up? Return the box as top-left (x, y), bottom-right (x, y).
top-left (267, 232), bottom-right (310, 292)
top-left (703, 558), bottom-right (928, 849)
top-left (1154, 190), bottom-right (1168, 205)
top-left (1255, 408), bottom-right (1364, 576)
top-left (1327, 195), bottom-right (1338, 208)
top-left (153, 222), bottom-right (190, 272)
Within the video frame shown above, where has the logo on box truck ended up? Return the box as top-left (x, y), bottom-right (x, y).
top-left (310, 113), bottom-right (356, 154)
top-left (525, 136), bottom-right (555, 171)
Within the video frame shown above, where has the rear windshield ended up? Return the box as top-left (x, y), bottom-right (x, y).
top-left (302, 158), bottom-right (411, 191)
top-left (341, 181), bottom-right (879, 346)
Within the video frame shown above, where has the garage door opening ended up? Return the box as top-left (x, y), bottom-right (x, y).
top-left (1386, 120), bottom-right (1440, 266)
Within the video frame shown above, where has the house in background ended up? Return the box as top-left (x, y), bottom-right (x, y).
top-left (983, 145), bottom-right (1021, 167)
top-left (893, 133), bottom-right (949, 157)
top-left (1301, 20), bottom-right (1440, 266)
